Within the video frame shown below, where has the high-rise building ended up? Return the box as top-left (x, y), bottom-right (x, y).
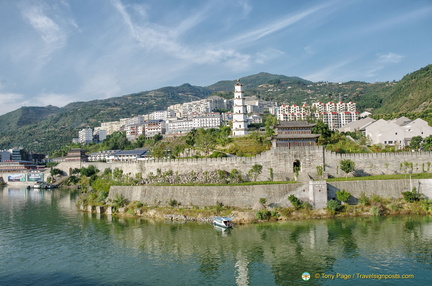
top-left (232, 80), bottom-right (248, 136)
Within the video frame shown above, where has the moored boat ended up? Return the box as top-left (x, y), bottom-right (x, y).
top-left (212, 216), bottom-right (233, 228)
top-left (33, 181), bottom-right (53, 189)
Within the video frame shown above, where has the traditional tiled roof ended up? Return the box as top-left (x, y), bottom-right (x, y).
top-left (275, 121), bottom-right (316, 128)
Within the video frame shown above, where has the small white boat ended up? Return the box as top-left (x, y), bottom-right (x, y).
top-left (212, 216), bottom-right (233, 228)
top-left (33, 181), bottom-right (44, 189)
top-left (33, 181), bottom-right (52, 189)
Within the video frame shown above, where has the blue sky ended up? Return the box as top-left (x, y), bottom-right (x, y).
top-left (0, 0), bottom-right (431, 115)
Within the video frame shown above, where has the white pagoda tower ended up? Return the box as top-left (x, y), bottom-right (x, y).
top-left (232, 80), bottom-right (248, 136)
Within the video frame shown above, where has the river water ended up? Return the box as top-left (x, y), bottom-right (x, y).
top-left (0, 187), bottom-right (431, 285)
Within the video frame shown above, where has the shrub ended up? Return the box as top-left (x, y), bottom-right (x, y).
top-left (259, 198), bottom-right (267, 205)
top-left (80, 165), bottom-right (99, 177)
top-left (97, 190), bottom-right (108, 202)
top-left (370, 194), bottom-right (381, 203)
top-left (370, 206), bottom-right (382, 216)
top-left (402, 188), bottom-right (421, 203)
top-left (421, 200), bottom-right (432, 212)
top-left (288, 194), bottom-right (302, 210)
top-left (168, 199), bottom-right (179, 207)
top-left (301, 202), bottom-right (312, 210)
top-left (358, 192), bottom-right (369, 206)
top-left (255, 210), bottom-right (272, 221)
top-left (389, 203), bottom-right (400, 211)
top-left (336, 189), bottom-right (351, 203)
top-left (327, 200), bottom-right (340, 212)
top-left (269, 168), bottom-right (274, 181)
top-left (113, 193), bottom-right (127, 207)
top-left (271, 210), bottom-right (280, 218)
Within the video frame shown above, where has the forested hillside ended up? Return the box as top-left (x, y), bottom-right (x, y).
top-left (1, 64), bottom-right (430, 153)
top-left (377, 64), bottom-right (432, 113)
top-left (0, 84), bottom-right (211, 153)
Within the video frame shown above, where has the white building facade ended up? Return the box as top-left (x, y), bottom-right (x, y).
top-left (365, 117), bottom-right (432, 148)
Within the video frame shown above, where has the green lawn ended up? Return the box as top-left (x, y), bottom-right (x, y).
top-left (326, 173), bottom-right (432, 182)
top-left (151, 180), bottom-right (298, 187)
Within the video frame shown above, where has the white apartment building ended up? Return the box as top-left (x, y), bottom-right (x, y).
top-left (125, 116), bottom-right (145, 126)
top-left (148, 110), bottom-right (176, 121)
top-left (166, 113), bottom-right (221, 134)
top-left (144, 120), bottom-right (165, 137)
top-left (125, 125), bottom-right (141, 139)
top-left (78, 128), bottom-right (93, 144)
top-left (312, 101), bottom-right (356, 113)
top-left (93, 129), bottom-right (107, 142)
top-left (278, 101), bottom-right (358, 130)
top-left (277, 104), bottom-right (310, 121)
top-left (167, 96), bottom-right (230, 118)
top-left (100, 120), bottom-right (125, 135)
top-left (317, 112), bottom-right (358, 130)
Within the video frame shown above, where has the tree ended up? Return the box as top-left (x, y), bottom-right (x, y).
top-left (340, 159), bottom-right (355, 178)
top-left (409, 136), bottom-right (423, 150)
top-left (80, 165), bottom-right (99, 177)
top-left (50, 168), bottom-right (63, 177)
top-left (312, 121), bottom-right (333, 144)
top-left (248, 164), bottom-right (263, 181)
top-left (263, 114), bottom-right (277, 137)
top-left (195, 129), bottom-right (215, 155)
top-left (421, 135), bottom-right (432, 151)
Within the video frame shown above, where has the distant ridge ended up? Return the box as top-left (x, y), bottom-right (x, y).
top-left (207, 72), bottom-right (312, 91)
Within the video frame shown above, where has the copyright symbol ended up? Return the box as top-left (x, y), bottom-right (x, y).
top-left (315, 273), bottom-right (320, 279)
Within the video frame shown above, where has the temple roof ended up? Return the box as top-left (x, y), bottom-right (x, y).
top-left (275, 121), bottom-right (316, 128)
top-left (272, 134), bottom-right (320, 139)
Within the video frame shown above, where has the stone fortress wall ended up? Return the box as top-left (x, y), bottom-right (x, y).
top-left (57, 146), bottom-right (432, 182)
top-left (44, 147), bottom-right (432, 210)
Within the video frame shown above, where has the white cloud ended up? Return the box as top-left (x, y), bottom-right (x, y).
top-left (366, 53), bottom-right (404, 78)
top-left (0, 92), bottom-right (29, 115)
top-left (224, 2), bottom-right (332, 46)
top-left (35, 92), bottom-right (73, 107)
top-left (255, 48), bottom-right (285, 64)
top-left (111, 0), bottom-right (253, 68)
top-left (81, 72), bottom-right (122, 100)
top-left (303, 59), bottom-right (354, 82)
top-left (238, 0), bottom-right (252, 16)
top-left (21, 3), bottom-right (66, 61)
top-left (378, 53), bottom-right (404, 64)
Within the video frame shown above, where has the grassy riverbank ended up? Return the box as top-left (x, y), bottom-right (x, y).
top-left (92, 193), bottom-right (432, 224)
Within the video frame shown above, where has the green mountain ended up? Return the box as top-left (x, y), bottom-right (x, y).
top-left (207, 72), bottom-right (312, 91)
top-left (2, 65), bottom-right (431, 154)
top-left (377, 64), bottom-right (432, 113)
top-left (0, 84), bottom-right (211, 153)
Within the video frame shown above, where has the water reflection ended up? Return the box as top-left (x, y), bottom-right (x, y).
top-left (1, 186), bottom-right (432, 285)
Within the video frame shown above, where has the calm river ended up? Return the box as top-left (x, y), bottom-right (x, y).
top-left (0, 187), bottom-right (431, 285)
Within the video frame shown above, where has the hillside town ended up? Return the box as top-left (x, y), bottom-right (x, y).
top-left (73, 80), bottom-right (361, 144)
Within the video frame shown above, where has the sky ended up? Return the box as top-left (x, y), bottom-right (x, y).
top-left (0, 0), bottom-right (431, 116)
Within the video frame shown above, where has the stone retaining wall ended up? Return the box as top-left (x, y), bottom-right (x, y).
top-left (107, 179), bottom-right (431, 210)
top-left (108, 181), bottom-right (328, 210)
